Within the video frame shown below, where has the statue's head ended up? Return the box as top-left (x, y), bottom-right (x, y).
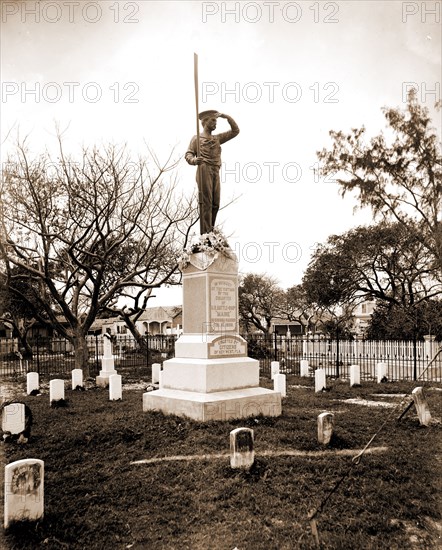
top-left (199, 110), bottom-right (219, 130)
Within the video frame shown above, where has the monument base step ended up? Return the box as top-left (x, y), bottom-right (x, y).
top-left (96, 371), bottom-right (117, 388)
top-left (143, 387), bottom-right (282, 421)
top-left (161, 356), bottom-right (259, 393)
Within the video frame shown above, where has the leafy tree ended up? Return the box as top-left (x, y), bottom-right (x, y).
top-left (301, 260), bottom-right (355, 339)
top-left (238, 273), bottom-right (284, 334)
top-left (0, 138), bottom-right (197, 375)
top-left (317, 92), bottom-right (442, 269)
top-left (367, 300), bottom-right (442, 340)
top-left (302, 222), bottom-right (441, 338)
top-left (277, 284), bottom-right (325, 334)
top-left (319, 309), bottom-right (355, 340)
top-left (303, 222), bottom-right (440, 307)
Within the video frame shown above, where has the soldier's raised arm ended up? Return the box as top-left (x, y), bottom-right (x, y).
top-left (217, 113), bottom-right (239, 144)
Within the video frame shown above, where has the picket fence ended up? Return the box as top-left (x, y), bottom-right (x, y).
top-left (243, 334), bottom-right (441, 381)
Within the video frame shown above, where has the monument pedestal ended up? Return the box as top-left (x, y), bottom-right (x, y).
top-left (143, 248), bottom-right (282, 421)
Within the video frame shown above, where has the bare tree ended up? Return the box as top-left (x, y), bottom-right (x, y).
top-left (0, 137), bottom-right (198, 375)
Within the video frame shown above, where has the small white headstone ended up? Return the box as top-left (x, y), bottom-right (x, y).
top-left (158, 370), bottom-right (164, 389)
top-left (2, 403), bottom-right (25, 435)
top-left (152, 363), bottom-right (161, 385)
top-left (376, 362), bottom-right (388, 383)
top-left (271, 361), bottom-right (280, 380)
top-left (71, 369), bottom-right (83, 390)
top-left (230, 428), bottom-right (254, 470)
top-left (273, 373), bottom-right (286, 397)
top-left (318, 412), bottom-right (334, 445)
top-left (300, 360), bottom-right (309, 377)
top-left (4, 458), bottom-right (44, 528)
top-left (109, 374), bottom-right (122, 401)
top-left (26, 373), bottom-right (39, 395)
top-left (315, 369), bottom-right (326, 392)
top-left (350, 365), bottom-right (360, 387)
top-left (49, 379), bottom-right (65, 403)
top-left (412, 387), bottom-right (432, 426)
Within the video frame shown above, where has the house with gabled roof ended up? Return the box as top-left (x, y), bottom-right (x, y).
top-left (135, 306), bottom-right (182, 336)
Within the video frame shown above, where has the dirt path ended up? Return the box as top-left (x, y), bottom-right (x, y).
top-left (131, 446), bottom-right (389, 465)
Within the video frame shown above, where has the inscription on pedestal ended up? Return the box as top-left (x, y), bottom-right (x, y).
top-left (208, 336), bottom-right (247, 359)
top-left (210, 278), bottom-right (237, 331)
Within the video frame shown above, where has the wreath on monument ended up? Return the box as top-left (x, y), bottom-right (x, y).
top-left (178, 228), bottom-right (235, 270)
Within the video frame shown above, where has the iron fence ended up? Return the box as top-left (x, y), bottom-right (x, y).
top-left (0, 333), bottom-right (440, 382)
top-left (0, 334), bottom-right (175, 380)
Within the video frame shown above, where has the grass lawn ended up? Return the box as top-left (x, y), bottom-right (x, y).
top-left (2, 376), bottom-right (441, 549)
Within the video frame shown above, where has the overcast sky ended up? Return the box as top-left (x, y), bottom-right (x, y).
top-left (1, 0), bottom-right (441, 305)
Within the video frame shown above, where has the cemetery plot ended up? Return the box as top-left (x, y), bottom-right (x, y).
top-left (2, 377), bottom-right (441, 550)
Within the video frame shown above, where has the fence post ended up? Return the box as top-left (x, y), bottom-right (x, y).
top-left (336, 332), bottom-right (340, 378)
top-left (95, 333), bottom-right (99, 373)
top-left (274, 331), bottom-right (278, 362)
top-left (35, 335), bottom-right (40, 374)
top-left (413, 334), bottom-right (417, 381)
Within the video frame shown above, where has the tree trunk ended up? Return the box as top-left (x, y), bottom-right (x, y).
top-left (17, 331), bottom-right (33, 360)
top-left (72, 333), bottom-right (90, 378)
top-left (120, 312), bottom-right (148, 354)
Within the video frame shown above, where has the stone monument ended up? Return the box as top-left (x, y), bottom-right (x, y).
top-left (96, 333), bottom-right (117, 387)
top-left (143, 239), bottom-right (282, 421)
top-left (144, 100), bottom-right (281, 421)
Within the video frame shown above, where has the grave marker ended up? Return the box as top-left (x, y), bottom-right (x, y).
top-left (350, 365), bottom-right (360, 387)
top-left (71, 369), bottom-right (83, 390)
top-left (412, 387), bottom-right (432, 426)
top-left (300, 360), bottom-right (309, 377)
top-left (318, 412), bottom-right (334, 445)
top-left (109, 374), bottom-right (122, 401)
top-left (376, 362), bottom-right (388, 383)
top-left (270, 361), bottom-right (280, 380)
top-left (315, 369), bottom-right (326, 392)
top-left (4, 459), bottom-right (44, 528)
top-left (230, 428), bottom-right (254, 470)
top-left (49, 379), bottom-right (65, 403)
top-left (273, 373), bottom-right (286, 397)
top-left (26, 373), bottom-right (39, 395)
top-left (2, 403), bottom-right (25, 435)
top-left (152, 363), bottom-right (161, 385)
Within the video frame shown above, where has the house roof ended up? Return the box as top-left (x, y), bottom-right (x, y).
top-left (138, 306), bottom-right (182, 322)
top-left (89, 317), bottom-right (121, 330)
top-left (272, 318), bottom-right (303, 326)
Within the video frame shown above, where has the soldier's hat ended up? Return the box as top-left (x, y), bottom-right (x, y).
top-left (198, 110), bottom-right (219, 122)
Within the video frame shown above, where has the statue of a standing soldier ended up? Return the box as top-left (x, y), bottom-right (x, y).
top-left (185, 110), bottom-right (239, 235)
